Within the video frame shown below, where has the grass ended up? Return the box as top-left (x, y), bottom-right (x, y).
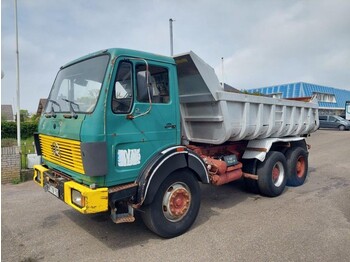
top-left (21, 137), bottom-right (35, 154)
top-left (11, 177), bottom-right (22, 184)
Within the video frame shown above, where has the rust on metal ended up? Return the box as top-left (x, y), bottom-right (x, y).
top-left (246, 147), bottom-right (268, 152)
top-left (211, 169), bottom-right (243, 185)
top-left (211, 162), bottom-right (243, 185)
top-left (108, 182), bottom-right (138, 194)
top-left (113, 215), bottom-right (135, 224)
top-left (296, 156), bottom-right (306, 178)
top-left (243, 172), bottom-right (258, 180)
top-left (187, 143), bottom-right (245, 186)
top-left (169, 188), bottom-right (190, 218)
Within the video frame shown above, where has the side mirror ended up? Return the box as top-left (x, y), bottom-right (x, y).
top-left (127, 69), bottom-right (153, 120)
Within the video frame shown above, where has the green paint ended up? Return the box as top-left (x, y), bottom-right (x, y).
top-left (39, 48), bottom-right (180, 187)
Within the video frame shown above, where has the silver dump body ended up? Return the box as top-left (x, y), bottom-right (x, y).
top-left (174, 51), bottom-right (319, 144)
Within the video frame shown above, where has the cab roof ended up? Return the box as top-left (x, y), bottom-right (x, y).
top-left (61, 48), bottom-right (175, 68)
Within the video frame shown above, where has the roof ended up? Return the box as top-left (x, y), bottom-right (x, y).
top-left (247, 82), bottom-right (350, 109)
top-left (1, 105), bottom-right (14, 121)
top-left (36, 99), bottom-right (48, 115)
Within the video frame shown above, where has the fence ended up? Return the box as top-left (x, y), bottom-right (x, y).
top-left (1, 142), bottom-right (41, 184)
top-left (1, 146), bottom-right (21, 183)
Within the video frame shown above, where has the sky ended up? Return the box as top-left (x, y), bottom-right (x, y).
top-left (1, 0), bottom-right (350, 113)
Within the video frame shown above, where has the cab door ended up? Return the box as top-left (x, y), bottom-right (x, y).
top-left (106, 58), bottom-right (179, 185)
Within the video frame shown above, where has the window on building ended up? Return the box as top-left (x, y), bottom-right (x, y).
top-left (313, 92), bottom-right (336, 103)
top-left (271, 93), bottom-right (283, 99)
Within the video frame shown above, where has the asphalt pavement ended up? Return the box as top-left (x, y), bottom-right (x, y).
top-left (2, 129), bottom-right (350, 262)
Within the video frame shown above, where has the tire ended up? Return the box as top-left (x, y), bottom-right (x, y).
top-left (257, 151), bottom-right (287, 197)
top-left (339, 125), bottom-right (345, 131)
top-left (141, 170), bottom-right (201, 238)
top-left (242, 159), bottom-right (260, 194)
top-left (285, 147), bottom-right (308, 187)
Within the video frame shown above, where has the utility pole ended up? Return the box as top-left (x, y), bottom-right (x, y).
top-left (169, 18), bottom-right (174, 56)
top-left (14, 0), bottom-right (21, 149)
top-left (221, 57), bottom-right (225, 88)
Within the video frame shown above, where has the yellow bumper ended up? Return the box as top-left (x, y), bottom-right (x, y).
top-left (33, 165), bottom-right (108, 214)
top-left (64, 181), bottom-right (108, 214)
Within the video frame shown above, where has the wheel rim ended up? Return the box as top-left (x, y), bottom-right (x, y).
top-left (162, 182), bottom-right (191, 222)
top-left (272, 161), bottom-right (285, 187)
top-left (296, 156), bottom-right (306, 178)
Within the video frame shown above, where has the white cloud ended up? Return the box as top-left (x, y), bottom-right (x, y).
top-left (1, 0), bottom-right (350, 112)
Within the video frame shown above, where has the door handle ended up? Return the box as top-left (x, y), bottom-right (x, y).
top-left (164, 123), bottom-right (176, 129)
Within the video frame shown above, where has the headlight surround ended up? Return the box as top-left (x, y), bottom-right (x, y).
top-left (72, 189), bottom-right (85, 208)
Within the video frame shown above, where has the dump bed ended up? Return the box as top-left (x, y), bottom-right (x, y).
top-left (174, 52), bottom-right (319, 144)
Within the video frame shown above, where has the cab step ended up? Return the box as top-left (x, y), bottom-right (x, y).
top-left (111, 205), bottom-right (135, 224)
top-left (113, 214), bottom-right (135, 224)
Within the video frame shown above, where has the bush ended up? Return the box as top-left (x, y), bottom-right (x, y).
top-left (21, 122), bottom-right (38, 138)
top-left (1, 121), bottom-right (38, 139)
top-left (1, 122), bottom-right (17, 139)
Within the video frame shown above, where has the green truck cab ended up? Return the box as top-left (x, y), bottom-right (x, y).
top-left (34, 48), bottom-right (209, 238)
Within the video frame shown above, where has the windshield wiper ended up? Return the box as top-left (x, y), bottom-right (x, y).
top-left (45, 99), bottom-right (61, 118)
top-left (61, 98), bottom-right (79, 119)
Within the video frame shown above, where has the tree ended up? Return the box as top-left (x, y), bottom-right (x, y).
top-left (14, 109), bottom-right (31, 122)
top-left (20, 110), bottom-right (29, 122)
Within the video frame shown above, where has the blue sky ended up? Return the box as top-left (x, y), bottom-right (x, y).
top-left (2, 0), bottom-right (350, 113)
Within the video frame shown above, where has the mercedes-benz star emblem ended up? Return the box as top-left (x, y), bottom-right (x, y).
top-left (51, 142), bottom-right (60, 157)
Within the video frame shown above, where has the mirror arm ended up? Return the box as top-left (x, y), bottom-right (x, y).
top-left (124, 58), bottom-right (153, 120)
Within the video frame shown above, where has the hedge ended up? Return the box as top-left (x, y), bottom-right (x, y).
top-left (1, 122), bottom-right (38, 139)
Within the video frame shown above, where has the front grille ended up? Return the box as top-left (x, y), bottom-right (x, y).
top-left (39, 134), bottom-right (85, 174)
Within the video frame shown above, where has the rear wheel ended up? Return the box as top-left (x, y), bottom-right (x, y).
top-left (285, 147), bottom-right (308, 186)
top-left (141, 170), bottom-right (200, 238)
top-left (339, 125), bottom-right (345, 131)
top-left (257, 151), bottom-right (287, 197)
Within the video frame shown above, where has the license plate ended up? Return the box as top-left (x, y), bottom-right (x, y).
top-left (48, 185), bottom-right (59, 198)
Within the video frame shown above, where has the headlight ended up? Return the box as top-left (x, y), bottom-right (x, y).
top-left (72, 189), bottom-right (85, 208)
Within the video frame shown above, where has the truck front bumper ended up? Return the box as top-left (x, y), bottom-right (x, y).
top-left (33, 165), bottom-right (108, 214)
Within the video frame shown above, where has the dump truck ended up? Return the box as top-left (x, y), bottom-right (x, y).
top-left (33, 48), bottom-right (319, 238)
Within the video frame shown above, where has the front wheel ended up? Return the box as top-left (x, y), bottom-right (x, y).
top-left (141, 170), bottom-right (201, 238)
top-left (257, 151), bottom-right (287, 197)
top-left (339, 125), bottom-right (345, 131)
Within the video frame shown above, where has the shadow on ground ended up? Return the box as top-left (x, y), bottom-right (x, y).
top-left (63, 178), bottom-right (257, 250)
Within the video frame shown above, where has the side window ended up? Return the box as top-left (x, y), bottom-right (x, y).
top-left (112, 61), bottom-right (133, 113)
top-left (319, 116), bottom-right (327, 121)
top-left (329, 116), bottom-right (337, 122)
top-left (136, 64), bottom-right (169, 103)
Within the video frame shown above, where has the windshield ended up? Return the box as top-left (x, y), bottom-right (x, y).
top-left (334, 116), bottom-right (346, 121)
top-left (46, 55), bottom-right (109, 114)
